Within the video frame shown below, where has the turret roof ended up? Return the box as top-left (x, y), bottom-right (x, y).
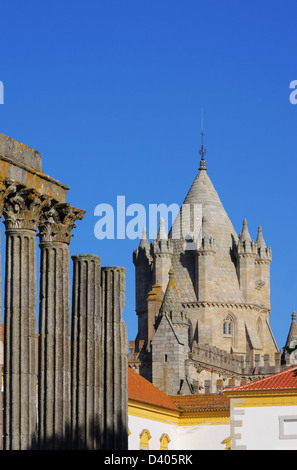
top-left (167, 156), bottom-right (244, 302)
top-left (159, 269), bottom-right (180, 315)
top-left (284, 312), bottom-right (297, 349)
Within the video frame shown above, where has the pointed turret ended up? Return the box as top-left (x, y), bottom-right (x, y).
top-left (139, 226), bottom-right (150, 250)
top-left (133, 226), bottom-right (151, 264)
top-left (146, 282), bottom-right (164, 352)
top-left (254, 225), bottom-right (272, 309)
top-left (256, 225), bottom-right (266, 249)
top-left (158, 269), bottom-right (181, 319)
top-left (282, 312), bottom-right (297, 366)
top-left (238, 219), bottom-right (255, 254)
top-left (236, 219), bottom-right (256, 303)
top-left (152, 269), bottom-right (190, 395)
top-left (255, 225), bottom-right (272, 261)
top-left (195, 216), bottom-right (216, 301)
top-left (285, 312), bottom-right (297, 347)
top-left (133, 226), bottom-right (153, 340)
top-left (152, 219), bottom-right (173, 292)
top-left (156, 218), bottom-right (167, 241)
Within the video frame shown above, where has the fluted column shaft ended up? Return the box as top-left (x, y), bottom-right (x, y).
top-left (38, 203), bottom-right (85, 450)
top-left (71, 254), bottom-right (102, 450)
top-left (2, 184), bottom-right (42, 450)
top-left (101, 266), bottom-right (128, 450)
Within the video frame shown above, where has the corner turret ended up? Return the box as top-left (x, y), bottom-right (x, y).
top-left (236, 219), bottom-right (256, 303)
top-left (152, 269), bottom-right (190, 395)
top-left (133, 227), bottom-right (153, 345)
top-left (254, 225), bottom-right (272, 309)
top-left (195, 216), bottom-right (216, 300)
top-left (282, 312), bottom-right (297, 366)
top-left (152, 218), bottom-right (173, 292)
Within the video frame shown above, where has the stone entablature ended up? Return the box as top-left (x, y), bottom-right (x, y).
top-left (0, 133), bottom-right (69, 203)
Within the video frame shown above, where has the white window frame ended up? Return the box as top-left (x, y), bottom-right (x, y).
top-left (279, 415), bottom-right (297, 439)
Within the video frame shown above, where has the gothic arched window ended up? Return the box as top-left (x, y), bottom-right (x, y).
top-left (223, 314), bottom-right (233, 336)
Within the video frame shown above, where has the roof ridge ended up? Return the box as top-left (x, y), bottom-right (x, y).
top-left (222, 365), bottom-right (297, 393)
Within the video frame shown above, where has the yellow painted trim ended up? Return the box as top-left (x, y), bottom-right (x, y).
top-left (139, 429), bottom-right (151, 448)
top-left (223, 436), bottom-right (231, 450)
top-left (160, 433), bottom-right (170, 450)
top-left (224, 389), bottom-right (297, 408)
top-left (128, 399), bottom-right (230, 426)
top-left (128, 400), bottom-right (180, 424)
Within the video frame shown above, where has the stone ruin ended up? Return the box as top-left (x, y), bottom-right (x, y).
top-left (0, 133), bottom-right (128, 450)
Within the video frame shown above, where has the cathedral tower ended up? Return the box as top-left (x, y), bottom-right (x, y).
top-left (129, 143), bottom-right (281, 394)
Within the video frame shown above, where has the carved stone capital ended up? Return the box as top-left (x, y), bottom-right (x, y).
top-left (39, 202), bottom-right (85, 244)
top-left (0, 179), bottom-right (18, 218)
top-left (2, 180), bottom-right (46, 231)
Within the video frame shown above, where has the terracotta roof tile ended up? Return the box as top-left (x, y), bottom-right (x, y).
top-left (128, 367), bottom-right (178, 410)
top-left (171, 394), bottom-right (230, 412)
top-left (128, 368), bottom-right (230, 412)
top-left (222, 366), bottom-right (297, 393)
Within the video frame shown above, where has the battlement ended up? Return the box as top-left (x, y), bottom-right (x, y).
top-left (153, 238), bottom-right (173, 255)
top-left (191, 342), bottom-right (281, 377)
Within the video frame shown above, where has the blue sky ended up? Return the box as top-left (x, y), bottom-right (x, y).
top-left (0, 0), bottom-right (296, 349)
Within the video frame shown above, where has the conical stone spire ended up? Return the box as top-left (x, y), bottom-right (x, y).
top-left (240, 219), bottom-right (252, 243)
top-left (238, 219), bottom-right (255, 254)
top-left (156, 218), bottom-right (168, 241)
top-left (168, 151), bottom-right (243, 302)
top-left (285, 312), bottom-right (297, 349)
top-left (256, 225), bottom-right (266, 249)
top-left (159, 269), bottom-right (180, 316)
top-left (255, 225), bottom-right (272, 261)
top-left (282, 312), bottom-right (297, 366)
top-left (139, 226), bottom-right (150, 250)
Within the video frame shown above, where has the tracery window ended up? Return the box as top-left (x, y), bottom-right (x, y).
top-left (223, 314), bottom-right (233, 336)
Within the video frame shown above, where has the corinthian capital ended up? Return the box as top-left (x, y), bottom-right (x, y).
top-left (39, 202), bottom-right (85, 244)
top-left (3, 181), bottom-right (46, 231)
top-left (0, 179), bottom-right (18, 218)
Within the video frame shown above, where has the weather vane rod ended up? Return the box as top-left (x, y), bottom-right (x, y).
top-left (199, 109), bottom-right (207, 169)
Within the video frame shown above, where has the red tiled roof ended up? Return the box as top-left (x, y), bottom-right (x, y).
top-left (128, 367), bottom-right (230, 412)
top-left (171, 394), bottom-right (230, 412)
top-left (222, 366), bottom-right (297, 393)
top-left (128, 367), bottom-right (178, 410)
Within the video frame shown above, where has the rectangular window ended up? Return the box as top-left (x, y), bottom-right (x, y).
top-left (279, 415), bottom-right (297, 439)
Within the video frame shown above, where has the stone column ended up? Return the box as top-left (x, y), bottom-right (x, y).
top-left (71, 254), bottom-right (102, 450)
top-left (0, 182), bottom-right (8, 452)
top-left (2, 183), bottom-right (43, 450)
top-left (38, 202), bottom-right (85, 450)
top-left (101, 266), bottom-right (128, 450)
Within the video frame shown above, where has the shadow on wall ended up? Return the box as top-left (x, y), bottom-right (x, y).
top-left (26, 414), bottom-right (128, 451)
